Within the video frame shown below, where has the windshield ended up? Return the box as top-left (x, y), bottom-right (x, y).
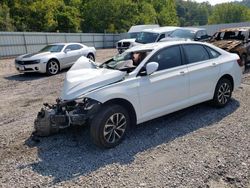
top-left (213, 31), bottom-right (246, 41)
top-left (135, 32), bottom-right (159, 44)
top-left (128, 32), bottom-right (140, 39)
top-left (39, 45), bottom-right (64, 53)
top-left (101, 50), bottom-right (151, 72)
top-left (169, 29), bottom-right (195, 39)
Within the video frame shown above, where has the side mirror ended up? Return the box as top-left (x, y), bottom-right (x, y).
top-left (194, 37), bottom-right (201, 41)
top-left (64, 49), bottom-right (71, 53)
top-left (146, 62), bottom-right (159, 75)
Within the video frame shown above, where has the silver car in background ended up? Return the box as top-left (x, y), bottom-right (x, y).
top-left (15, 43), bottom-right (96, 75)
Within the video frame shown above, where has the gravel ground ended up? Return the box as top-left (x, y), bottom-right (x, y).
top-left (0, 49), bottom-right (249, 188)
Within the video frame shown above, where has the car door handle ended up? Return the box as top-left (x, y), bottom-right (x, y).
top-left (179, 71), bottom-right (186, 75)
top-left (211, 63), bottom-right (217, 67)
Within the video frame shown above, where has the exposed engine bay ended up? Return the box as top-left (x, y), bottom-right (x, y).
top-left (34, 98), bottom-right (101, 136)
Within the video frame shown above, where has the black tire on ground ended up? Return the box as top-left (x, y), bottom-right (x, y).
top-left (90, 104), bottom-right (130, 148)
top-left (46, 60), bottom-right (60, 76)
top-left (87, 54), bottom-right (95, 61)
top-left (212, 78), bottom-right (233, 108)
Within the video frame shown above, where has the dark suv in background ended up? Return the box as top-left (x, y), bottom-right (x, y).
top-left (161, 27), bottom-right (211, 42)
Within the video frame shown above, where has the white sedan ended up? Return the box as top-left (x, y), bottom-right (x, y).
top-left (15, 43), bottom-right (96, 75)
top-left (34, 41), bottom-right (242, 148)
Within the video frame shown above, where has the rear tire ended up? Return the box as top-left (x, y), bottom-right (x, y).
top-left (212, 78), bottom-right (232, 108)
top-left (90, 104), bottom-right (130, 148)
top-left (87, 54), bottom-right (95, 61)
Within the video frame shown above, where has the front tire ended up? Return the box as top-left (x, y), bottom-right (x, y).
top-left (46, 60), bottom-right (60, 75)
top-left (212, 78), bottom-right (232, 107)
top-left (90, 104), bottom-right (130, 148)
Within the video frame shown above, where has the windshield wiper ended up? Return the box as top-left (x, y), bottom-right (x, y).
top-left (106, 64), bottom-right (115, 69)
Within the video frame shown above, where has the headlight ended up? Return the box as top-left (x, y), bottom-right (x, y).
top-left (33, 59), bottom-right (40, 64)
top-left (74, 97), bottom-right (101, 110)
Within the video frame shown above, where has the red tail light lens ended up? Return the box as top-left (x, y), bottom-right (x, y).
top-left (237, 59), bottom-right (244, 67)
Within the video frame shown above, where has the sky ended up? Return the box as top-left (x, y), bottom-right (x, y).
top-left (189, 0), bottom-right (242, 5)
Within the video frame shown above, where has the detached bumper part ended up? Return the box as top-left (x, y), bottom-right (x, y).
top-left (34, 98), bottom-right (101, 136)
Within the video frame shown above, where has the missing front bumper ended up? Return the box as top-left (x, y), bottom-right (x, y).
top-left (34, 98), bottom-right (101, 136)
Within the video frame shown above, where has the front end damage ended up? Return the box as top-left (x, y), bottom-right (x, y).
top-left (34, 98), bottom-right (101, 136)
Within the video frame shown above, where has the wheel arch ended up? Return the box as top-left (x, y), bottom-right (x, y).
top-left (218, 74), bottom-right (234, 91)
top-left (87, 52), bottom-right (95, 61)
top-left (103, 98), bottom-right (137, 127)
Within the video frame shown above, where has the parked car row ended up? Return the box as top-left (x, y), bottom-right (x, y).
top-left (116, 26), bottom-right (211, 54)
top-left (116, 25), bottom-right (250, 71)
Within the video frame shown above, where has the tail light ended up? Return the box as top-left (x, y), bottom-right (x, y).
top-left (237, 59), bottom-right (244, 67)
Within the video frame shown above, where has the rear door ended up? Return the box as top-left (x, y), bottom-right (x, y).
top-left (138, 45), bottom-right (189, 122)
top-left (182, 44), bottom-right (221, 104)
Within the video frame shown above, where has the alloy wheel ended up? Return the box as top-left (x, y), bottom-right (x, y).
top-left (48, 61), bottom-right (59, 75)
top-left (103, 113), bottom-right (127, 144)
top-left (217, 82), bottom-right (231, 105)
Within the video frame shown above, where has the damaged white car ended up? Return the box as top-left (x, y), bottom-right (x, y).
top-left (34, 41), bottom-right (242, 148)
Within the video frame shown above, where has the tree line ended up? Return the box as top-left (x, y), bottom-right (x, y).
top-left (1, 0), bottom-right (250, 33)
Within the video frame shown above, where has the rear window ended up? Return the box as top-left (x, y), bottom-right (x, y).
top-left (204, 46), bottom-right (221, 59)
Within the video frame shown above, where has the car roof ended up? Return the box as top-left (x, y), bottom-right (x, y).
top-left (50, 42), bottom-right (83, 46)
top-left (177, 27), bottom-right (206, 32)
top-left (142, 26), bottom-right (180, 34)
top-left (127, 41), bottom-right (208, 52)
top-left (218, 27), bottom-right (250, 32)
top-left (128, 24), bottom-right (160, 33)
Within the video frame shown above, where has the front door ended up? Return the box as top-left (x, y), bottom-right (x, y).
top-left (138, 45), bottom-right (189, 122)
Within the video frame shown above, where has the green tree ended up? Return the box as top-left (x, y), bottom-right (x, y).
top-left (56, 1), bottom-right (81, 32)
top-left (0, 3), bottom-right (14, 31)
top-left (135, 2), bottom-right (157, 25)
top-left (176, 0), bottom-right (211, 26)
top-left (209, 3), bottom-right (250, 24)
top-left (81, 0), bottom-right (153, 33)
top-left (158, 0), bottom-right (179, 26)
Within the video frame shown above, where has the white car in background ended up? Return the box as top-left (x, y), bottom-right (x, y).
top-left (15, 43), bottom-right (96, 75)
top-left (117, 26), bottom-right (179, 53)
top-left (34, 41), bottom-right (242, 148)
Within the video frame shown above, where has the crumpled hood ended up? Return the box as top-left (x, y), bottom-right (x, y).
top-left (16, 52), bottom-right (51, 60)
top-left (61, 56), bottom-right (126, 100)
top-left (210, 40), bottom-right (242, 51)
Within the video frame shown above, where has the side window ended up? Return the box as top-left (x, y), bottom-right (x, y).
top-left (73, 44), bottom-right (83, 50)
top-left (183, 44), bottom-right (210, 64)
top-left (196, 31), bottom-right (202, 39)
top-left (157, 34), bottom-right (165, 41)
top-left (65, 45), bottom-right (74, 51)
top-left (65, 44), bottom-right (82, 51)
top-left (204, 46), bottom-right (221, 59)
top-left (200, 30), bottom-right (208, 39)
top-left (149, 45), bottom-right (182, 71)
